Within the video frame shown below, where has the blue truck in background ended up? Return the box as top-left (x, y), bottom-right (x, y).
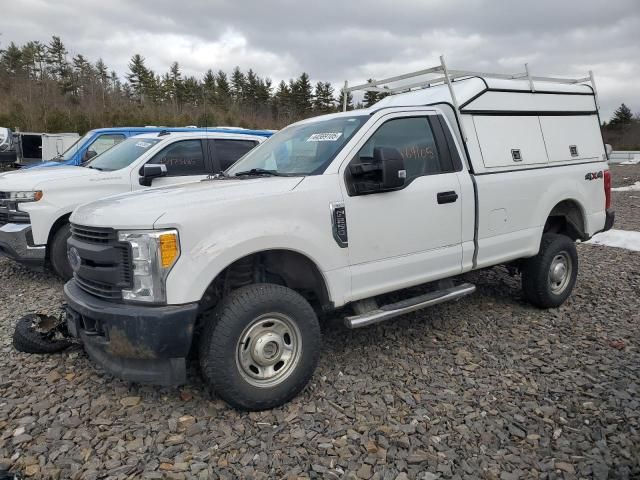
top-left (32, 126), bottom-right (274, 168)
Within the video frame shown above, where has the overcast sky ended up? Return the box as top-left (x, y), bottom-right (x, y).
top-left (2, 0), bottom-right (639, 120)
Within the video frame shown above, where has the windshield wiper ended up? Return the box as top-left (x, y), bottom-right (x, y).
top-left (234, 168), bottom-right (284, 177)
top-left (86, 165), bottom-right (104, 171)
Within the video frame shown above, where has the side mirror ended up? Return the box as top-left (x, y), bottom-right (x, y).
top-left (139, 163), bottom-right (167, 186)
top-left (374, 146), bottom-right (406, 189)
top-left (347, 146), bottom-right (406, 195)
top-left (83, 149), bottom-right (97, 162)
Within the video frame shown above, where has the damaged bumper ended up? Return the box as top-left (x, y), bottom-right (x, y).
top-left (0, 222), bottom-right (46, 268)
top-left (63, 280), bottom-right (199, 386)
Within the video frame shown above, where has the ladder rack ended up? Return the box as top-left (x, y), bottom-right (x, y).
top-left (342, 55), bottom-right (599, 142)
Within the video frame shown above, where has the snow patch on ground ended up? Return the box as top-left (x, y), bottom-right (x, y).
top-left (586, 229), bottom-right (640, 252)
top-left (619, 158), bottom-right (640, 165)
top-left (611, 181), bottom-right (640, 192)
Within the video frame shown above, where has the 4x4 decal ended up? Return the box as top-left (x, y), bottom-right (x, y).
top-left (585, 171), bottom-right (603, 181)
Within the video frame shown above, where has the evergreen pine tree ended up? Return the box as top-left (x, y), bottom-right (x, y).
top-left (292, 72), bottom-right (313, 115)
top-left (313, 81), bottom-right (335, 113)
top-left (202, 69), bottom-right (217, 109)
top-left (214, 70), bottom-right (231, 108)
top-left (610, 103), bottom-right (634, 127)
top-left (46, 36), bottom-right (69, 81)
top-left (0, 42), bottom-right (24, 75)
top-left (231, 67), bottom-right (246, 103)
top-left (126, 54), bottom-right (151, 102)
top-left (274, 80), bottom-right (292, 119)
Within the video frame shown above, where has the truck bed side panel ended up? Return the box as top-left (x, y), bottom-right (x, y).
top-left (472, 161), bottom-right (608, 268)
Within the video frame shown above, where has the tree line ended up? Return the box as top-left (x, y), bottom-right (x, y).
top-left (602, 104), bottom-right (640, 151)
top-left (0, 35), bottom-right (368, 133)
top-left (0, 35), bottom-right (638, 149)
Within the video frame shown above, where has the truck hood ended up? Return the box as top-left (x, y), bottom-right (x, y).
top-left (71, 176), bottom-right (305, 229)
top-left (0, 165), bottom-right (97, 190)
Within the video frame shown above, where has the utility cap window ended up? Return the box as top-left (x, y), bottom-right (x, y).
top-left (147, 140), bottom-right (207, 175)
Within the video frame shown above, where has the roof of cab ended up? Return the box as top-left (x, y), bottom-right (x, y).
top-left (86, 126), bottom-right (273, 137)
top-left (129, 130), bottom-right (271, 141)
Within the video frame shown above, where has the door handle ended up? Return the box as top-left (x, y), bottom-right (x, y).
top-left (437, 191), bottom-right (458, 204)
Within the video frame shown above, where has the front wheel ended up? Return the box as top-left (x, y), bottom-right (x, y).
top-left (50, 223), bottom-right (73, 281)
top-left (198, 283), bottom-right (321, 410)
top-left (521, 233), bottom-right (578, 308)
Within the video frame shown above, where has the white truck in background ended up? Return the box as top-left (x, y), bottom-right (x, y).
top-left (0, 130), bottom-right (271, 278)
top-left (64, 61), bottom-right (614, 410)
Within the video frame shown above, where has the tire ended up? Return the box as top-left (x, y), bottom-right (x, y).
top-left (13, 314), bottom-right (72, 354)
top-left (521, 233), bottom-right (578, 308)
top-left (198, 283), bottom-right (321, 411)
top-left (50, 223), bottom-right (73, 281)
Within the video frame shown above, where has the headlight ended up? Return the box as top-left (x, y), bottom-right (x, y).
top-left (0, 191), bottom-right (43, 202)
top-left (118, 229), bottom-right (180, 304)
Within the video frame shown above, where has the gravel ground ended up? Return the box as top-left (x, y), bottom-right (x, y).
top-left (611, 163), bottom-right (640, 231)
top-left (0, 166), bottom-right (638, 480)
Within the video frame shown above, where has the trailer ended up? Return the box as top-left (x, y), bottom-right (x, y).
top-left (12, 131), bottom-right (80, 166)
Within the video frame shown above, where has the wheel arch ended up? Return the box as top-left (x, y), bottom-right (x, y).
top-left (197, 248), bottom-right (333, 315)
top-left (45, 212), bottom-right (72, 259)
top-left (544, 198), bottom-right (588, 241)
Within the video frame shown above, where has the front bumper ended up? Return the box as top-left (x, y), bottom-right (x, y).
top-left (64, 280), bottom-right (199, 386)
top-left (0, 223), bottom-right (46, 267)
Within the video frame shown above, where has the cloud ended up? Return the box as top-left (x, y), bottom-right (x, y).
top-left (1, 0), bottom-right (638, 119)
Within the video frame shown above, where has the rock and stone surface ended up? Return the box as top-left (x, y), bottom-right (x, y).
top-left (0, 164), bottom-right (638, 479)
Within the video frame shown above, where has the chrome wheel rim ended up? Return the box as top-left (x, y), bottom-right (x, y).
top-left (236, 313), bottom-right (302, 388)
top-left (548, 252), bottom-right (572, 294)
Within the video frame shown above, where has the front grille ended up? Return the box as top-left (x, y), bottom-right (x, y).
top-left (70, 224), bottom-right (118, 244)
top-left (74, 275), bottom-right (123, 300)
top-left (70, 223), bottom-right (133, 301)
top-left (0, 207), bottom-right (30, 226)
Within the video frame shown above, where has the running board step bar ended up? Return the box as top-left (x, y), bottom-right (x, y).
top-left (344, 283), bottom-right (476, 329)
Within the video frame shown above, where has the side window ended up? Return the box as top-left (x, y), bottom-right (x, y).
top-left (352, 116), bottom-right (451, 184)
top-left (87, 134), bottom-right (125, 156)
top-left (147, 140), bottom-right (207, 176)
top-left (215, 139), bottom-right (258, 171)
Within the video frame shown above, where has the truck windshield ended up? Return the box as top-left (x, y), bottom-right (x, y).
top-left (86, 137), bottom-right (162, 171)
top-left (55, 132), bottom-right (94, 161)
top-left (226, 115), bottom-right (367, 176)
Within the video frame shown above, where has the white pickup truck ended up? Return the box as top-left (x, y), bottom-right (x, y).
top-left (64, 64), bottom-right (614, 410)
top-left (0, 130), bottom-right (271, 279)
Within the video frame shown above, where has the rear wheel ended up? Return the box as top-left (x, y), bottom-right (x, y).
top-left (50, 223), bottom-right (73, 281)
top-left (198, 283), bottom-right (321, 410)
top-left (522, 233), bottom-right (578, 308)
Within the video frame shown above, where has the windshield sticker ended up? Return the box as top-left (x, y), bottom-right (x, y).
top-left (307, 132), bottom-right (342, 142)
top-left (135, 141), bottom-right (153, 148)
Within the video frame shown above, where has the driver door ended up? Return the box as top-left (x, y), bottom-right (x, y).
top-left (134, 139), bottom-right (212, 189)
top-left (340, 112), bottom-right (464, 300)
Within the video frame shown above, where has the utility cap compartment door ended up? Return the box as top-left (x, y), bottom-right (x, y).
top-left (473, 115), bottom-right (548, 168)
top-left (538, 115), bottom-right (603, 163)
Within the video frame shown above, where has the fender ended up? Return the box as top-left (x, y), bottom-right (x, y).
top-left (162, 177), bottom-right (351, 306)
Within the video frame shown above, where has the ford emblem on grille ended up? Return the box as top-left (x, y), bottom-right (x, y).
top-left (68, 247), bottom-right (81, 273)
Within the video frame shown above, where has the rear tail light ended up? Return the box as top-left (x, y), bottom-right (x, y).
top-left (604, 169), bottom-right (612, 209)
